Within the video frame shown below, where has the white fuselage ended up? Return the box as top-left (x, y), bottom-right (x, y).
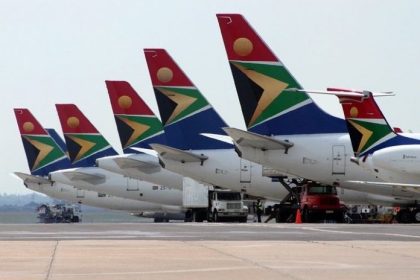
top-left (234, 133), bottom-right (420, 203)
top-left (157, 147), bottom-right (405, 205)
top-left (160, 148), bottom-right (288, 201)
top-left (363, 145), bottom-right (420, 183)
top-left (97, 154), bottom-right (183, 189)
top-left (23, 180), bottom-right (173, 213)
top-left (49, 167), bottom-right (183, 207)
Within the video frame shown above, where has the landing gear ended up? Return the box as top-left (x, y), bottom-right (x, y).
top-left (412, 209), bottom-right (420, 223)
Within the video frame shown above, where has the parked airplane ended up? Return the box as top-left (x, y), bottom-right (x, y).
top-left (318, 88), bottom-right (420, 222)
top-left (96, 81), bottom-right (185, 189)
top-left (48, 104), bottom-right (184, 210)
top-left (13, 108), bottom-right (169, 214)
top-left (216, 14), bottom-right (419, 206)
top-left (142, 48), bottom-right (388, 204)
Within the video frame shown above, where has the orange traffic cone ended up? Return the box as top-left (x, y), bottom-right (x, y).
top-left (295, 209), bottom-right (302, 224)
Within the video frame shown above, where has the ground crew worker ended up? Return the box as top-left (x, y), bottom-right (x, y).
top-left (256, 199), bottom-right (263, 223)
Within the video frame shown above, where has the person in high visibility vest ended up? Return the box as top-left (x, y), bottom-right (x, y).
top-left (256, 199), bottom-right (263, 223)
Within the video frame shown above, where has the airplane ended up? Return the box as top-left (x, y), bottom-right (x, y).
top-left (95, 80), bottom-right (185, 189)
top-left (215, 14), bottom-right (420, 208)
top-left (316, 88), bottom-right (420, 222)
top-left (48, 104), bottom-right (184, 211)
top-left (141, 48), bottom-right (390, 205)
top-left (13, 108), bottom-right (173, 216)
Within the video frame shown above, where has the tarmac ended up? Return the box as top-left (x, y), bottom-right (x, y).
top-left (1, 223), bottom-right (420, 280)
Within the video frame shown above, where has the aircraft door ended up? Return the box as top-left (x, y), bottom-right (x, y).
top-left (240, 158), bottom-right (251, 183)
top-left (126, 178), bottom-right (140, 191)
top-left (332, 145), bottom-right (346, 175)
top-left (76, 188), bottom-right (85, 198)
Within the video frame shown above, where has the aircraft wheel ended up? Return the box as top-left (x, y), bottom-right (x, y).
top-left (412, 209), bottom-right (420, 223)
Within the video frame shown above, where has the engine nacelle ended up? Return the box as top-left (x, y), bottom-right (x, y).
top-left (371, 145), bottom-right (420, 175)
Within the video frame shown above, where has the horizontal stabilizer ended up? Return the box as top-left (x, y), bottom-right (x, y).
top-left (347, 180), bottom-right (420, 189)
top-left (347, 180), bottom-right (420, 197)
top-left (113, 157), bottom-right (161, 174)
top-left (13, 172), bottom-right (51, 185)
top-left (131, 147), bottom-right (159, 157)
top-left (200, 133), bottom-right (234, 144)
top-left (62, 171), bottom-right (106, 185)
top-left (150, 144), bottom-right (208, 164)
top-left (223, 127), bottom-right (293, 152)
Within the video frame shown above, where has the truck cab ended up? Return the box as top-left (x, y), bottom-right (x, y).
top-left (300, 181), bottom-right (344, 222)
top-left (210, 190), bottom-right (248, 222)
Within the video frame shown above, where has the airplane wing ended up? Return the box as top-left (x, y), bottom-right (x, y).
top-left (13, 172), bottom-right (51, 185)
top-left (223, 127), bottom-right (293, 152)
top-left (113, 157), bottom-right (161, 174)
top-left (62, 171), bottom-right (106, 185)
top-left (347, 180), bottom-right (420, 188)
top-left (347, 180), bottom-right (420, 196)
top-left (150, 144), bottom-right (208, 164)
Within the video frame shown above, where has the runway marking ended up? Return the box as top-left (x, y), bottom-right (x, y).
top-left (301, 226), bottom-right (420, 239)
top-left (52, 266), bottom-right (253, 276)
top-left (268, 260), bottom-right (359, 269)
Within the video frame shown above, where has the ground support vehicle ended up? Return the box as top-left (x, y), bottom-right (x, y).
top-left (37, 203), bottom-right (81, 223)
top-left (264, 178), bottom-right (345, 223)
top-left (183, 178), bottom-right (248, 222)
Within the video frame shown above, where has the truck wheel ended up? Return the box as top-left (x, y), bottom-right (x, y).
top-left (154, 217), bottom-right (163, 223)
top-left (239, 216), bottom-right (247, 223)
top-left (396, 209), bottom-right (412, 223)
top-left (335, 212), bottom-right (345, 224)
top-left (302, 208), bottom-right (310, 223)
top-left (213, 211), bottom-right (219, 223)
top-left (412, 209), bottom-right (420, 223)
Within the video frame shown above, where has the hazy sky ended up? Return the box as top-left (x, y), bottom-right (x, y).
top-left (2, 1), bottom-right (420, 194)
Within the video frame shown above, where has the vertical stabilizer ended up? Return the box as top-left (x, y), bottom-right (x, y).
top-left (217, 14), bottom-right (346, 135)
top-left (144, 48), bottom-right (232, 150)
top-left (331, 89), bottom-right (418, 156)
top-left (14, 109), bottom-right (71, 176)
top-left (55, 104), bottom-right (117, 166)
top-left (105, 80), bottom-right (166, 153)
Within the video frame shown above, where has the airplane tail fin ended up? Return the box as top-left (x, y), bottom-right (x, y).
top-left (216, 14), bottom-right (346, 135)
top-left (55, 104), bottom-right (117, 166)
top-left (144, 48), bottom-right (231, 150)
top-left (105, 80), bottom-right (166, 153)
top-left (328, 88), bottom-right (418, 156)
top-left (14, 108), bottom-right (71, 176)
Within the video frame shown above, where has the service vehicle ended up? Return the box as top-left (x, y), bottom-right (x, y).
top-left (37, 203), bottom-right (81, 223)
top-left (183, 178), bottom-right (248, 222)
top-left (269, 180), bottom-right (345, 223)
